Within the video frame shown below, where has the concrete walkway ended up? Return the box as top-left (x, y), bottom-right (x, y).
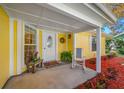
top-left (4, 64), bottom-right (97, 89)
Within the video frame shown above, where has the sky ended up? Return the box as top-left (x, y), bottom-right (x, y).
top-left (102, 24), bottom-right (112, 34)
top-left (102, 17), bottom-right (124, 35)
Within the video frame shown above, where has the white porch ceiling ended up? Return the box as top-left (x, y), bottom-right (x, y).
top-left (2, 3), bottom-right (114, 33)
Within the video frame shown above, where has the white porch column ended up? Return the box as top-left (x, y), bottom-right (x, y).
top-left (9, 18), bottom-right (14, 76)
top-left (17, 19), bottom-right (23, 74)
top-left (96, 27), bottom-right (101, 73)
top-left (72, 33), bottom-right (76, 68)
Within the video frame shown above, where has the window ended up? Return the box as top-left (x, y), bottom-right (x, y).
top-left (24, 25), bottom-right (37, 64)
top-left (76, 48), bottom-right (82, 58)
top-left (91, 36), bottom-right (96, 51)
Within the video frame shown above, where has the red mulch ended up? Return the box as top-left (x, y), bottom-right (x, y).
top-left (76, 57), bottom-right (124, 89)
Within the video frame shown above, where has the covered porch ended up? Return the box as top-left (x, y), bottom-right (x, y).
top-left (4, 64), bottom-right (97, 89)
top-left (0, 3), bottom-right (116, 88)
top-left (2, 3), bottom-right (111, 74)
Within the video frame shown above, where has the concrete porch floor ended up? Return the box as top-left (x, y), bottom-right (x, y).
top-left (4, 64), bottom-right (97, 89)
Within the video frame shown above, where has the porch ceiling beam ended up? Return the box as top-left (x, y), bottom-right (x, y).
top-left (3, 5), bottom-right (79, 30)
top-left (84, 3), bottom-right (114, 24)
top-left (30, 22), bottom-right (71, 33)
top-left (95, 4), bottom-right (117, 22)
top-left (40, 3), bottom-right (101, 27)
top-left (72, 26), bottom-right (96, 33)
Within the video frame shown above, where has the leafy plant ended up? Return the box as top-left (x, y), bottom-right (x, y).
top-left (105, 39), bottom-right (111, 54)
top-left (60, 51), bottom-right (72, 63)
top-left (96, 74), bottom-right (108, 89)
top-left (84, 81), bottom-right (93, 89)
top-left (106, 67), bottom-right (118, 80)
top-left (31, 51), bottom-right (40, 63)
top-left (118, 48), bottom-right (124, 55)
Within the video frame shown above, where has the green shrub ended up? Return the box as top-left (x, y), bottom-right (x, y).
top-left (60, 51), bottom-right (72, 63)
top-left (105, 39), bottom-right (111, 54)
top-left (112, 51), bottom-right (117, 56)
top-left (118, 49), bottom-right (124, 55)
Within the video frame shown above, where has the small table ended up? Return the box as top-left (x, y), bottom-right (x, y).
top-left (27, 59), bottom-right (43, 73)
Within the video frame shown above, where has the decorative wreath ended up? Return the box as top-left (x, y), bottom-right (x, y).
top-left (60, 37), bottom-right (65, 43)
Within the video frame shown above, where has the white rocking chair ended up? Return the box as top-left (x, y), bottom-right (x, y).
top-left (71, 56), bottom-right (86, 72)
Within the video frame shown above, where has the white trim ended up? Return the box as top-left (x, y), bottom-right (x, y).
top-left (90, 34), bottom-right (92, 52)
top-left (95, 4), bottom-right (117, 22)
top-left (42, 31), bottom-right (44, 62)
top-left (72, 33), bottom-right (76, 68)
top-left (43, 3), bottom-right (101, 27)
top-left (74, 33), bottom-right (76, 60)
top-left (17, 19), bottom-right (22, 74)
top-left (114, 32), bottom-right (124, 38)
top-left (25, 22), bottom-right (37, 30)
top-left (9, 17), bottom-right (14, 76)
top-left (22, 23), bottom-right (37, 70)
top-left (37, 30), bottom-right (39, 52)
top-left (21, 22), bottom-right (25, 70)
top-left (90, 34), bottom-right (97, 52)
top-left (55, 33), bottom-right (58, 60)
top-left (3, 6), bottom-right (79, 29)
top-left (96, 27), bottom-right (101, 73)
top-left (66, 33), bottom-right (68, 51)
top-left (84, 4), bottom-right (113, 24)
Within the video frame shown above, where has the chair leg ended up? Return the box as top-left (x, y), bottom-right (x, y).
top-left (82, 64), bottom-right (85, 73)
top-left (32, 65), bottom-right (36, 73)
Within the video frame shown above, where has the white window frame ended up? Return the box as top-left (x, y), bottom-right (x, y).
top-left (90, 35), bottom-right (97, 52)
top-left (24, 23), bottom-right (38, 64)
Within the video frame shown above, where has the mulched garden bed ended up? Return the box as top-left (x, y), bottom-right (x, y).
top-left (43, 61), bottom-right (61, 68)
top-left (43, 61), bottom-right (70, 69)
top-left (75, 57), bottom-right (124, 89)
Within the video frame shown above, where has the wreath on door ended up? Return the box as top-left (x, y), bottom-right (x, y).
top-left (60, 37), bottom-right (65, 43)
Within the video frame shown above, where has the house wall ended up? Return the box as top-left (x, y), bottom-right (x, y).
top-left (57, 31), bottom-right (106, 60)
top-left (12, 21), bottom-right (43, 74)
top-left (0, 5), bottom-right (43, 87)
top-left (76, 32), bottom-right (106, 59)
top-left (13, 19), bottom-right (17, 75)
top-left (58, 33), bottom-right (67, 59)
top-left (39, 30), bottom-right (42, 59)
top-left (0, 6), bottom-right (10, 88)
top-left (67, 33), bottom-right (73, 52)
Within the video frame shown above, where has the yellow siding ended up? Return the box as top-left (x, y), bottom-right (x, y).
top-left (67, 33), bottom-right (73, 52)
top-left (76, 32), bottom-right (91, 59)
top-left (39, 30), bottom-right (42, 58)
top-left (0, 6), bottom-right (10, 88)
top-left (76, 32), bottom-right (106, 59)
top-left (13, 20), bottom-right (17, 75)
top-left (58, 33), bottom-right (67, 59)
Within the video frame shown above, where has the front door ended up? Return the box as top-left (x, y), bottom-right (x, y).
top-left (42, 31), bottom-right (56, 62)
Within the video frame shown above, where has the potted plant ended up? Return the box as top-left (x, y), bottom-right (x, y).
top-left (60, 51), bottom-right (72, 63)
top-left (31, 51), bottom-right (40, 63)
